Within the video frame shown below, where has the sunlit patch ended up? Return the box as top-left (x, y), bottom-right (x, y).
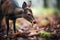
top-left (40, 19), bottom-right (49, 26)
top-left (31, 7), bottom-right (54, 17)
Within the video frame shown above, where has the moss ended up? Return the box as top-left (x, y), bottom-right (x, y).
top-left (38, 31), bottom-right (52, 38)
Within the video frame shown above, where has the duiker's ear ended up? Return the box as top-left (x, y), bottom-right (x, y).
top-left (22, 2), bottom-right (27, 9)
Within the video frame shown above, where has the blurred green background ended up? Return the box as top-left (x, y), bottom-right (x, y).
top-left (16, 0), bottom-right (60, 16)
